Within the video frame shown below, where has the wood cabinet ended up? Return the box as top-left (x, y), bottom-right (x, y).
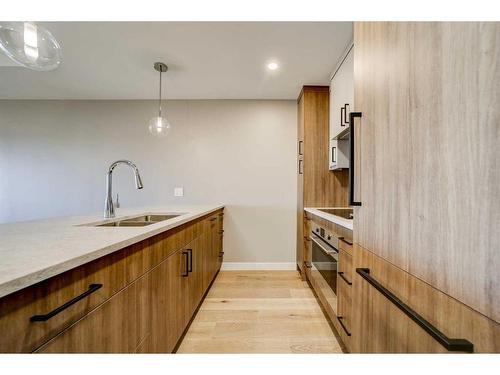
top-left (353, 22), bottom-right (500, 324)
top-left (296, 86), bottom-right (349, 278)
top-left (0, 209), bottom-right (224, 353)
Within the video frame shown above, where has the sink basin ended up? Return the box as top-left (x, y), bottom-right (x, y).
top-left (90, 213), bottom-right (184, 227)
top-left (120, 214), bottom-right (181, 223)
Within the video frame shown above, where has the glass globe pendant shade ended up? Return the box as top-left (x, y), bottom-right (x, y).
top-left (148, 116), bottom-right (171, 138)
top-left (0, 22), bottom-right (62, 71)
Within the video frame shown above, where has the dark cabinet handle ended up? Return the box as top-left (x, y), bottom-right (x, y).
top-left (219, 230), bottom-right (224, 234)
top-left (182, 251), bottom-right (189, 277)
top-left (209, 217), bottom-right (217, 222)
top-left (348, 112), bottom-right (362, 206)
top-left (332, 146), bottom-right (337, 163)
top-left (30, 284), bottom-right (103, 322)
top-left (338, 272), bottom-right (352, 285)
top-left (298, 140), bottom-right (303, 156)
top-left (298, 159), bottom-right (303, 175)
top-left (344, 103), bottom-right (350, 125)
top-left (340, 106), bottom-right (345, 127)
top-left (219, 251), bottom-right (224, 258)
top-left (304, 262), bottom-right (312, 269)
top-left (356, 268), bottom-right (474, 352)
top-left (339, 237), bottom-right (353, 246)
top-left (187, 249), bottom-right (193, 273)
top-left (337, 316), bottom-right (351, 336)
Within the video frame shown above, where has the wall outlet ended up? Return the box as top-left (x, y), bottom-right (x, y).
top-left (174, 187), bottom-right (184, 197)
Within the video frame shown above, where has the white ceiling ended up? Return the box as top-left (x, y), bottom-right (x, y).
top-left (0, 22), bottom-right (352, 100)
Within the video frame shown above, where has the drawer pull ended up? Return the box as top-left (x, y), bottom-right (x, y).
top-left (30, 283), bottom-right (103, 322)
top-left (338, 272), bottom-right (352, 285)
top-left (209, 217), bottom-right (217, 222)
top-left (337, 316), bottom-right (351, 336)
top-left (219, 251), bottom-right (224, 258)
top-left (339, 237), bottom-right (353, 246)
top-left (219, 230), bottom-right (224, 234)
top-left (304, 262), bottom-right (312, 269)
top-left (182, 251), bottom-right (189, 277)
top-left (187, 249), bottom-right (193, 273)
top-left (356, 268), bottom-right (474, 353)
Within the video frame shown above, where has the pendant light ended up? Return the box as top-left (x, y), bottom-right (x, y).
top-left (148, 62), bottom-right (172, 138)
top-left (0, 22), bottom-right (62, 71)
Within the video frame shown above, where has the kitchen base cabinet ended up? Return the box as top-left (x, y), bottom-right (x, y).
top-left (0, 209), bottom-right (224, 353)
top-left (351, 244), bottom-right (500, 353)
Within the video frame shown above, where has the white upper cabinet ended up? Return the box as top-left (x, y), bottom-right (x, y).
top-left (330, 46), bottom-right (354, 141)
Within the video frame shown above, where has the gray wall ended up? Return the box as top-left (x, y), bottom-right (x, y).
top-left (0, 100), bottom-right (297, 265)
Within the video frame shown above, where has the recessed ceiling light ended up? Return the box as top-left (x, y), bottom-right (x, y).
top-left (267, 62), bottom-right (279, 71)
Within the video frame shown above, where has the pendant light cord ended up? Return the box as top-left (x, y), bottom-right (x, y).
top-left (158, 69), bottom-right (162, 117)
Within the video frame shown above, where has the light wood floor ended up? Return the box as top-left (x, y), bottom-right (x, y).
top-left (177, 271), bottom-right (343, 353)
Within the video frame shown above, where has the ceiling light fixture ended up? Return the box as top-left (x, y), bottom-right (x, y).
top-left (148, 62), bottom-right (172, 138)
top-left (0, 22), bottom-right (62, 71)
top-left (267, 61), bottom-right (279, 71)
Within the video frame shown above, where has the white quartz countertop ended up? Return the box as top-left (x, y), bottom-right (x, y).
top-left (304, 207), bottom-right (353, 230)
top-left (0, 205), bottom-right (223, 299)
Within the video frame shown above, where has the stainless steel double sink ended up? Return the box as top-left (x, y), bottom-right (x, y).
top-left (93, 214), bottom-right (183, 227)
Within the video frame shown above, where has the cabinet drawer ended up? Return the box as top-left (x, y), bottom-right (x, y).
top-left (339, 237), bottom-right (353, 256)
top-left (0, 250), bottom-right (128, 353)
top-left (338, 249), bottom-right (353, 286)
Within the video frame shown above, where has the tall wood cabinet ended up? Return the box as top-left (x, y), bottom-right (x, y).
top-left (296, 86), bottom-right (349, 278)
top-left (350, 22), bottom-right (500, 352)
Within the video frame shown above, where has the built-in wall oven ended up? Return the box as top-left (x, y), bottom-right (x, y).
top-left (309, 222), bottom-right (339, 314)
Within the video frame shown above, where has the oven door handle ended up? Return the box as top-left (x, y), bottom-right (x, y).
top-left (310, 234), bottom-right (338, 261)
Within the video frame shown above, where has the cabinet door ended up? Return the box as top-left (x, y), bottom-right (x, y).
top-left (330, 47), bottom-right (354, 139)
top-left (148, 250), bottom-right (188, 353)
top-left (353, 22), bottom-right (500, 322)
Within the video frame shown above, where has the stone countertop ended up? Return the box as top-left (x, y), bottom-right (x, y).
top-left (304, 207), bottom-right (353, 230)
top-left (0, 204), bottom-right (224, 299)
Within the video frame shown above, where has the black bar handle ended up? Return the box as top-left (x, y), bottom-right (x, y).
top-left (209, 217), bottom-right (217, 222)
top-left (339, 237), bottom-right (353, 246)
top-left (338, 272), bottom-right (353, 285)
top-left (219, 251), bottom-right (224, 258)
top-left (298, 159), bottom-right (303, 175)
top-left (219, 230), bottom-right (224, 234)
top-left (332, 146), bottom-right (337, 163)
top-left (187, 249), bottom-right (193, 273)
top-left (348, 112), bottom-right (362, 206)
top-left (182, 251), bottom-right (189, 277)
top-left (340, 106), bottom-right (345, 127)
top-left (30, 284), bottom-right (103, 322)
top-left (337, 316), bottom-right (352, 336)
top-left (298, 140), bottom-right (303, 156)
top-left (356, 268), bottom-right (474, 352)
top-left (304, 261), bottom-right (312, 269)
top-left (344, 103), bottom-right (350, 124)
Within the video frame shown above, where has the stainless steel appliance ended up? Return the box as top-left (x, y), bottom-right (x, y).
top-left (310, 222), bottom-right (339, 304)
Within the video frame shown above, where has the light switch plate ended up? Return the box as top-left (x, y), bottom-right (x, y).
top-left (174, 187), bottom-right (184, 197)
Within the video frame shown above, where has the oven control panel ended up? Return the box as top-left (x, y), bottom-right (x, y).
top-left (311, 222), bottom-right (339, 250)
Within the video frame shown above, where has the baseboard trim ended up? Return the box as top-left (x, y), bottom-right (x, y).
top-left (220, 262), bottom-right (296, 271)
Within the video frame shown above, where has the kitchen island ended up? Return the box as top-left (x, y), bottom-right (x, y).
top-left (0, 205), bottom-right (224, 353)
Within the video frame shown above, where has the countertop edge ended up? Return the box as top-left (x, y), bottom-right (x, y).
top-left (304, 207), bottom-right (353, 230)
top-left (0, 205), bottom-right (224, 299)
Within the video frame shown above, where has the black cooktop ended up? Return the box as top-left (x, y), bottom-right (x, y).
top-left (318, 208), bottom-right (353, 220)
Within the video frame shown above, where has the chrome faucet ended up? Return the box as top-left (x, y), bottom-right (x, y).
top-left (104, 160), bottom-right (143, 218)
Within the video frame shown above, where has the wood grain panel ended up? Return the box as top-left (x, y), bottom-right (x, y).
top-left (353, 22), bottom-right (500, 322)
top-left (351, 243), bottom-right (500, 353)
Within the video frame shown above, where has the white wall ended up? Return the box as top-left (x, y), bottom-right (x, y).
top-left (0, 100), bottom-right (297, 265)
